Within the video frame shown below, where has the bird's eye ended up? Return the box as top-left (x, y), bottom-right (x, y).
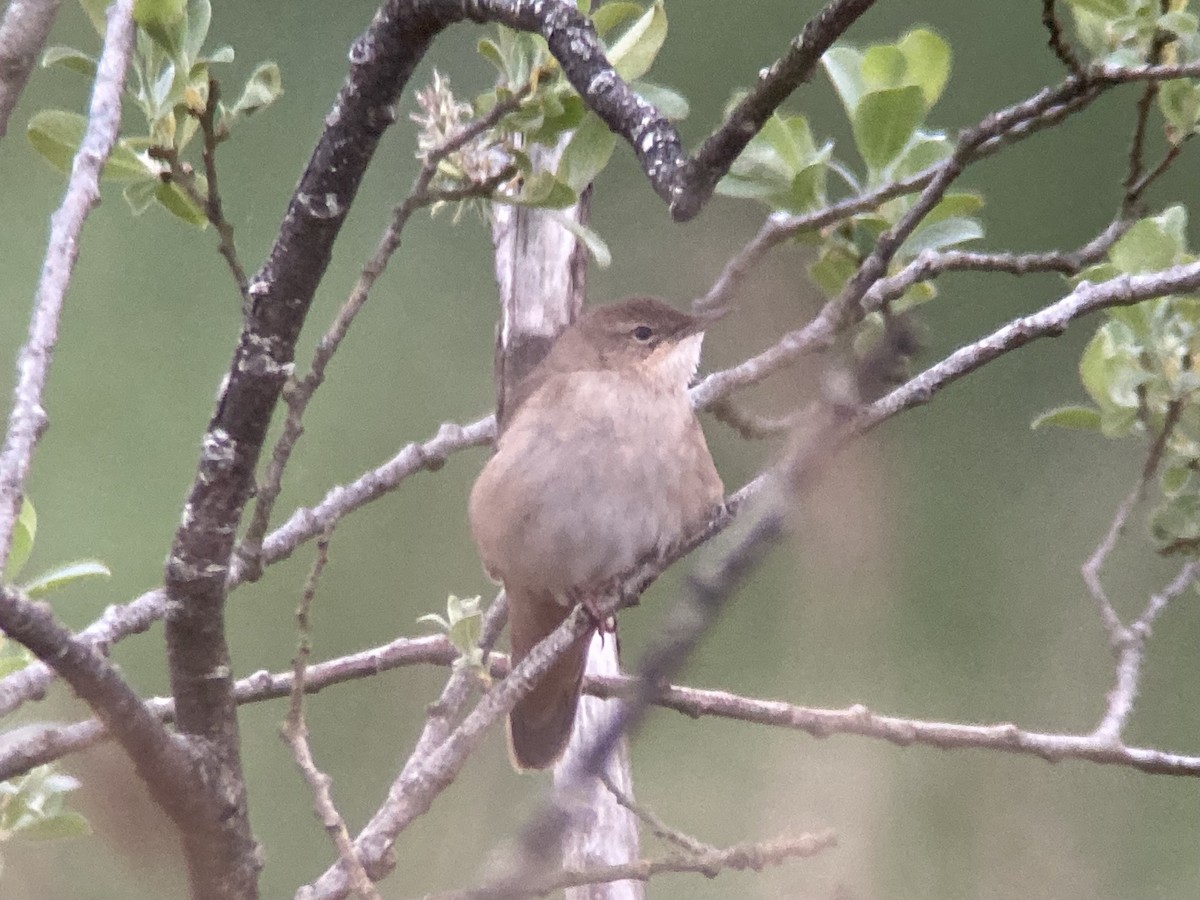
top-left (633, 325), bottom-right (654, 341)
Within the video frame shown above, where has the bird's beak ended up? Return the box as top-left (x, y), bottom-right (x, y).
top-left (679, 305), bottom-right (729, 338)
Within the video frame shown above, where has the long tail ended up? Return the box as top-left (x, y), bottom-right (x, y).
top-left (507, 590), bottom-right (591, 770)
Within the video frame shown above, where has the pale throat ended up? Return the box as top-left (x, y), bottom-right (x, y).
top-left (643, 332), bottom-right (704, 391)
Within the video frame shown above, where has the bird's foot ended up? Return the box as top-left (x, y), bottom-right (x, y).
top-left (568, 588), bottom-right (618, 638)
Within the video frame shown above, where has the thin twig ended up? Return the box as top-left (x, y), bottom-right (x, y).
top-left (196, 78), bottom-right (251, 306)
top-left (234, 86), bottom-right (528, 579)
top-left (281, 532), bottom-right (380, 900)
top-left (1121, 0), bottom-right (1173, 211)
top-left (1127, 136), bottom-right (1190, 203)
top-left (1040, 0), bottom-right (1084, 76)
top-left (1094, 560), bottom-right (1200, 741)
top-left (422, 831), bottom-right (838, 900)
top-left (1082, 400), bottom-right (1183, 643)
top-left (599, 773), bottom-right (716, 856)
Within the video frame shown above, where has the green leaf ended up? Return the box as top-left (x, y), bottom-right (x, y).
top-left (1110, 215), bottom-right (1182, 273)
top-left (123, 179), bottom-right (159, 215)
top-left (920, 193), bottom-right (985, 228)
top-left (1159, 10), bottom-right (1199, 38)
top-left (1159, 80), bottom-right (1200, 138)
top-left (524, 94), bottom-right (587, 144)
top-left (809, 241), bottom-right (860, 296)
top-left (592, 1), bottom-right (643, 36)
top-left (5, 499), bottom-right (36, 581)
top-left (41, 46), bottom-right (97, 77)
top-left (549, 211), bottom-right (612, 268)
top-left (26, 109), bottom-right (87, 174)
top-left (417, 612), bottom-right (451, 631)
top-left (899, 215), bottom-right (984, 256)
top-left (895, 280), bottom-right (937, 311)
top-left (715, 172), bottom-right (784, 201)
top-left (1031, 405), bottom-right (1103, 431)
top-left (108, 138), bottom-right (156, 181)
top-left (446, 600), bottom-right (482, 655)
top-left (607, 0), bottom-right (667, 82)
top-left (1064, 0), bottom-right (1129, 18)
top-left (557, 112), bottom-right (617, 193)
top-left (478, 37), bottom-right (506, 74)
top-left (22, 560), bottom-right (112, 599)
top-left (822, 46), bottom-right (866, 115)
top-left (135, 0), bottom-right (186, 27)
top-left (136, 0), bottom-right (187, 57)
top-left (0, 654), bottom-right (32, 678)
top-left (898, 29), bottom-right (951, 108)
top-left (1152, 493), bottom-right (1200, 545)
top-left (759, 112), bottom-right (804, 172)
top-left (632, 81), bottom-right (689, 120)
top-left (229, 62), bottom-right (282, 119)
top-left (79, 0), bottom-right (109, 34)
top-left (788, 160), bottom-right (828, 212)
top-left (1161, 463), bottom-right (1192, 496)
top-left (502, 171), bottom-right (578, 209)
top-left (891, 131), bottom-right (953, 180)
top-left (861, 46), bottom-right (906, 90)
top-left (14, 810), bottom-right (92, 841)
top-left (182, 0), bottom-right (212, 61)
top-left (852, 85), bottom-right (925, 170)
top-left (26, 111), bottom-right (152, 182)
top-left (155, 179), bottom-right (208, 225)
top-left (198, 44), bottom-right (234, 65)
top-left (1079, 323), bottom-right (1148, 436)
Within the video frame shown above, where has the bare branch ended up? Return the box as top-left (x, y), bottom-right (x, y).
top-left (0, 0), bottom-right (63, 139)
top-left (858, 261), bottom-right (1200, 432)
top-left (679, 0), bottom-right (881, 219)
top-left (1094, 561), bottom-right (1200, 742)
top-left (861, 217), bottom-right (1132, 311)
top-left (0, 0), bottom-right (136, 572)
top-left (13, 628), bottom-right (1200, 783)
top-left (281, 533), bottom-right (381, 900)
top-left (599, 773), bottom-right (716, 856)
top-left (424, 831), bottom-right (839, 900)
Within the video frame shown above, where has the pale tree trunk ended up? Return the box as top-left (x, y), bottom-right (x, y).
top-left (490, 138), bottom-right (643, 899)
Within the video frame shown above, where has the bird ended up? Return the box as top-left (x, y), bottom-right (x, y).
top-left (469, 296), bottom-right (725, 769)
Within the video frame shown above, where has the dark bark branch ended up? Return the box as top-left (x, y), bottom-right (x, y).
top-left (409, 0), bottom-right (877, 221)
top-left (681, 0), bottom-right (880, 219)
top-left (159, 4), bottom-right (461, 896)
top-left (0, 587), bottom-right (218, 845)
top-left (1040, 0), bottom-right (1084, 77)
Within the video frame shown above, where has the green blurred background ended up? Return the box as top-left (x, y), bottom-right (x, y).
top-left (2, 1), bottom-right (1199, 897)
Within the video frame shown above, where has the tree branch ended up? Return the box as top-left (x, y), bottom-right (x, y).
top-left (0, 0), bottom-right (135, 573)
top-left (424, 830), bottom-right (839, 900)
top-left (0, 0), bottom-right (63, 139)
top-left (11, 628), bottom-right (1200, 784)
top-left (0, 587), bottom-right (218, 845)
